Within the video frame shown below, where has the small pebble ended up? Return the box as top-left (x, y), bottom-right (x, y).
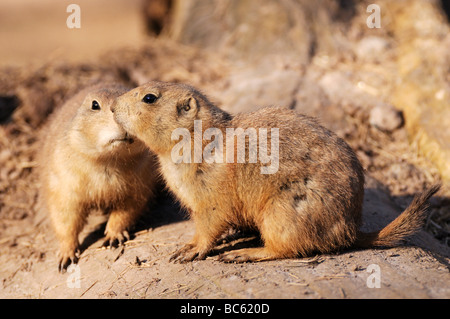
top-left (369, 104), bottom-right (404, 132)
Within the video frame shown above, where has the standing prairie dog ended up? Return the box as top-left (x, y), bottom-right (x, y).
top-left (38, 84), bottom-right (159, 271)
top-left (112, 81), bottom-right (440, 263)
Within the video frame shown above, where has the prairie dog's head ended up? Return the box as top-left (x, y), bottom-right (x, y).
top-left (112, 81), bottom-right (223, 155)
top-left (69, 85), bottom-right (146, 159)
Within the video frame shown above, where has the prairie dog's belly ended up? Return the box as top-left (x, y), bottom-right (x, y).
top-left (49, 151), bottom-right (131, 207)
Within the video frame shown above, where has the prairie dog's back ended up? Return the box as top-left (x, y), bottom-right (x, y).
top-left (231, 106), bottom-right (364, 193)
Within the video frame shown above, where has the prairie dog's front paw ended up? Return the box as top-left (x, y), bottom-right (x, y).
top-left (102, 229), bottom-right (130, 248)
top-left (58, 246), bottom-right (80, 273)
top-left (169, 244), bottom-right (209, 263)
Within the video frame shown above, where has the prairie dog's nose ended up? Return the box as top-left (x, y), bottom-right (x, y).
top-left (110, 105), bottom-right (115, 113)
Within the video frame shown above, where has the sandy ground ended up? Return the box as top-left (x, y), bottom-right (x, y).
top-left (0, 0), bottom-right (449, 299)
top-left (1, 178), bottom-right (449, 299)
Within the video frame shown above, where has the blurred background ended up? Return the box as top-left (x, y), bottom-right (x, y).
top-left (0, 0), bottom-right (146, 67)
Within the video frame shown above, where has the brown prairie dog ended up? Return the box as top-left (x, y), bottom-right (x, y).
top-left (38, 84), bottom-right (159, 272)
top-left (112, 81), bottom-right (440, 263)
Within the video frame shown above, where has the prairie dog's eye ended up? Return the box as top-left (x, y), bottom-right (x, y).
top-left (142, 94), bottom-right (158, 104)
top-left (183, 105), bottom-right (191, 112)
top-left (91, 100), bottom-right (101, 110)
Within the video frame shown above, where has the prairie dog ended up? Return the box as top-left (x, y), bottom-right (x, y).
top-left (38, 84), bottom-right (158, 271)
top-left (112, 81), bottom-right (440, 263)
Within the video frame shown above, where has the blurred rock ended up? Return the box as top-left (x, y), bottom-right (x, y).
top-left (355, 36), bottom-right (391, 62)
top-left (389, 0), bottom-right (450, 185)
top-left (369, 104), bottom-right (404, 132)
top-left (318, 71), bottom-right (375, 107)
top-left (219, 68), bottom-right (302, 114)
top-left (168, 0), bottom-right (356, 63)
top-left (293, 69), bottom-right (350, 133)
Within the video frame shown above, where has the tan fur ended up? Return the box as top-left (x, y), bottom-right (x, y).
top-left (112, 81), bottom-right (440, 263)
top-left (38, 84), bottom-right (159, 271)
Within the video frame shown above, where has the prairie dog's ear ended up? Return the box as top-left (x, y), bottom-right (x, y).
top-left (177, 97), bottom-right (198, 117)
